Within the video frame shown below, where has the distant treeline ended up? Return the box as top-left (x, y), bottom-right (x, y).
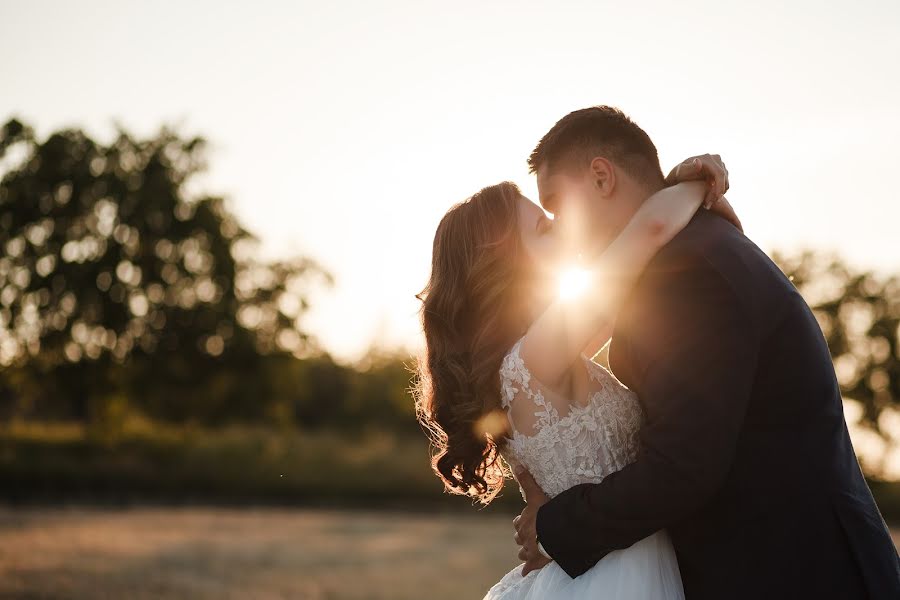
top-left (0, 117), bottom-right (415, 434)
top-left (0, 119), bottom-right (898, 478)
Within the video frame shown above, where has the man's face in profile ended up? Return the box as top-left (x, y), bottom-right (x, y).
top-left (536, 163), bottom-right (612, 260)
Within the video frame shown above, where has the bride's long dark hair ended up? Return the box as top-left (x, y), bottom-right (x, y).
top-left (414, 181), bottom-right (543, 504)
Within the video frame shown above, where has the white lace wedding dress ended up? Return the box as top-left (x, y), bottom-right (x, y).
top-left (482, 337), bottom-right (684, 600)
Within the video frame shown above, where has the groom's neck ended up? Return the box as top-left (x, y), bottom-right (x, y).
top-left (618, 179), bottom-right (665, 223)
top-left (638, 179), bottom-right (666, 201)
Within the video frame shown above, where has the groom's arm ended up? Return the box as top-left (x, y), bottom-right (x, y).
top-left (535, 252), bottom-right (761, 579)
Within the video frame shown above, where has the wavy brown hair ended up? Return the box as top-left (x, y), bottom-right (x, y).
top-left (414, 181), bottom-right (543, 504)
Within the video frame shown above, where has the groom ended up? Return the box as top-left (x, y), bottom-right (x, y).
top-left (512, 106), bottom-right (900, 599)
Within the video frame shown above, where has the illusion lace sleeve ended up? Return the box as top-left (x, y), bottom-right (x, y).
top-left (498, 336), bottom-right (644, 499)
top-left (499, 337), bottom-right (564, 437)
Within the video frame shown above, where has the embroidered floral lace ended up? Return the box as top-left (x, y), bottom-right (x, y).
top-left (499, 337), bottom-right (644, 499)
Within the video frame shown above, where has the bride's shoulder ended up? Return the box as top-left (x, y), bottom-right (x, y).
top-left (499, 336), bottom-right (528, 384)
top-left (501, 335), bottom-right (526, 363)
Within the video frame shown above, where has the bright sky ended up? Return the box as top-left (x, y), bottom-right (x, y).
top-left (2, 0), bottom-right (899, 363)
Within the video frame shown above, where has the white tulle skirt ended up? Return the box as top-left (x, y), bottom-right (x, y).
top-left (482, 530), bottom-right (684, 600)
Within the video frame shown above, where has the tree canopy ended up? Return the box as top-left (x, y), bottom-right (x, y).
top-left (775, 251), bottom-right (900, 473)
top-left (0, 118), bottom-right (331, 426)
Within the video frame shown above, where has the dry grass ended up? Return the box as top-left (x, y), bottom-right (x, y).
top-left (0, 506), bottom-right (897, 600)
top-left (0, 507), bottom-right (521, 600)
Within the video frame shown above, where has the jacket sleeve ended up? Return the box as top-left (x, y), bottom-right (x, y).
top-left (535, 254), bottom-right (761, 579)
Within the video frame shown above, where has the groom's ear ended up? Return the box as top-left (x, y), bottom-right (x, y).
top-left (589, 157), bottom-right (615, 197)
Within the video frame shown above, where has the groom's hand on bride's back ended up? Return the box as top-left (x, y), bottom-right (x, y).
top-left (512, 467), bottom-right (552, 576)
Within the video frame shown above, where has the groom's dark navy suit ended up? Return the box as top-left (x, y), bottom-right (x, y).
top-left (535, 210), bottom-right (900, 599)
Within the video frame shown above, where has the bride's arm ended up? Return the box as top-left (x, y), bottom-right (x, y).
top-left (519, 181), bottom-right (708, 389)
top-left (667, 155), bottom-right (742, 231)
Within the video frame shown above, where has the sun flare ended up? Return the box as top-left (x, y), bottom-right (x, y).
top-left (558, 265), bottom-right (592, 300)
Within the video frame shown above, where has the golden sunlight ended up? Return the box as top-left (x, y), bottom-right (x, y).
top-left (475, 409), bottom-right (509, 438)
top-left (558, 265), bottom-right (591, 300)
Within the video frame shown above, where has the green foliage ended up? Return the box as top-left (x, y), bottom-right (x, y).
top-left (0, 118), bottom-right (331, 426)
top-left (0, 420), bottom-right (521, 510)
top-left (2, 420), bottom-right (897, 519)
top-left (774, 252), bottom-right (900, 435)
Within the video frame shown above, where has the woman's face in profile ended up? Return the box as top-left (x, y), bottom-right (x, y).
top-left (516, 194), bottom-right (562, 274)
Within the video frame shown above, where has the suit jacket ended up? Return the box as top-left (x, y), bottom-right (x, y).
top-left (535, 210), bottom-right (900, 599)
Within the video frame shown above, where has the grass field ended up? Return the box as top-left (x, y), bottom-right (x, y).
top-left (0, 507), bottom-right (897, 600)
top-left (0, 507), bottom-right (522, 600)
top-left (2, 422), bottom-right (900, 598)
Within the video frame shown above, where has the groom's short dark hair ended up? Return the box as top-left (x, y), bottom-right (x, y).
top-left (528, 106), bottom-right (665, 187)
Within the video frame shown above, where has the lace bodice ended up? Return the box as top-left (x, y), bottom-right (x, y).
top-left (499, 337), bottom-right (643, 499)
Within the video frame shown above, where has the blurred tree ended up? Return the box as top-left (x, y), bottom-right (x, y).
top-left (2, 117), bottom-right (896, 474)
top-left (774, 251), bottom-right (900, 473)
top-left (0, 118), bottom-right (331, 428)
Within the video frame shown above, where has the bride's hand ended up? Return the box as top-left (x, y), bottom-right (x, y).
top-left (666, 154), bottom-right (743, 233)
top-left (512, 467), bottom-right (552, 576)
top-left (666, 154), bottom-right (729, 209)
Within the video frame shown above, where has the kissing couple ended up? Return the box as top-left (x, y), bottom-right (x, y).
top-left (414, 106), bottom-right (900, 599)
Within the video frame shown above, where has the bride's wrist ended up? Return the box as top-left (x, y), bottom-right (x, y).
top-left (536, 535), bottom-right (551, 560)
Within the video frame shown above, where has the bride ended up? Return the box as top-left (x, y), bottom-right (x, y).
top-left (414, 157), bottom-right (740, 599)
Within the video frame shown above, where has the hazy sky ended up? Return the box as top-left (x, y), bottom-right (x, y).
top-left (2, 0), bottom-right (899, 362)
